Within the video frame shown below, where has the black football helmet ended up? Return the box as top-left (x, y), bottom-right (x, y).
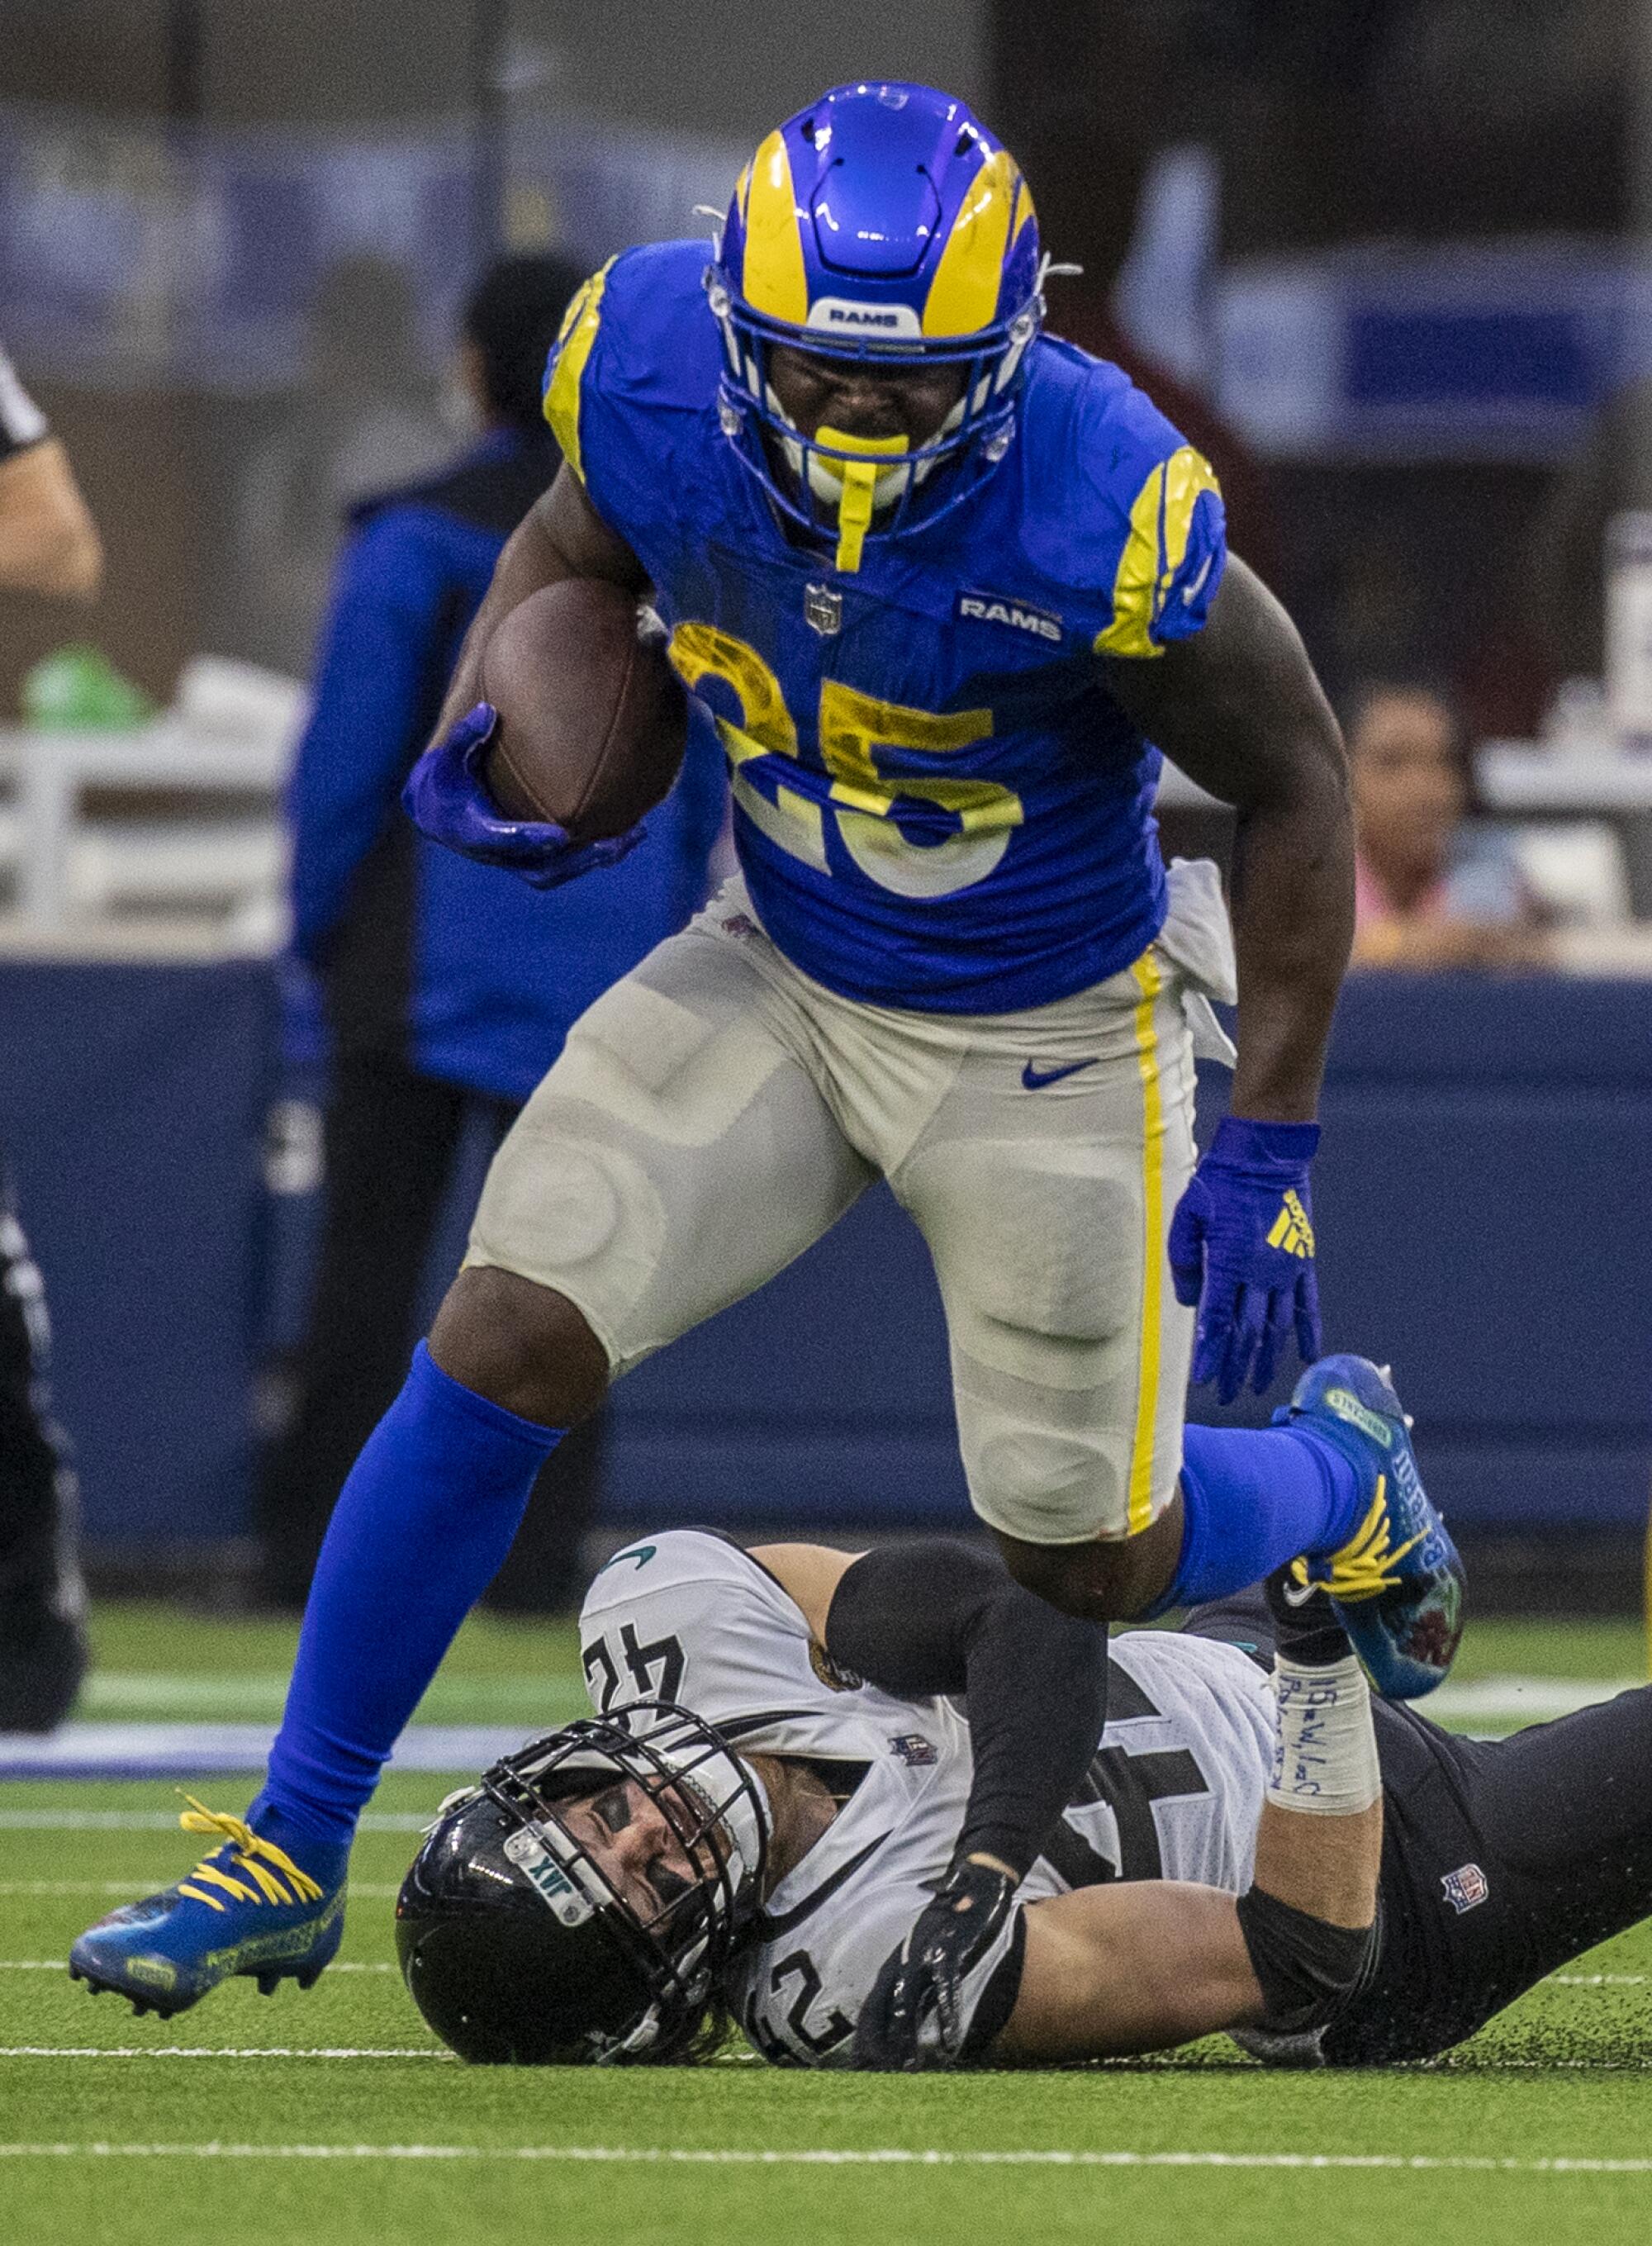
top-left (395, 1701), bottom-right (769, 2064)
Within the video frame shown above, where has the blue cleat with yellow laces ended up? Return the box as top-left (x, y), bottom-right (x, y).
top-left (1279, 1354), bottom-right (1465, 1700)
top-left (68, 1798), bottom-right (346, 2018)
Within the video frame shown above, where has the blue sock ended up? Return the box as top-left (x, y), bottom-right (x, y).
top-left (253, 1342), bottom-right (564, 1854)
top-left (1154, 1422), bottom-right (1366, 1613)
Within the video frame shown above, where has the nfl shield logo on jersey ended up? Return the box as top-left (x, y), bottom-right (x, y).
top-left (804, 582), bottom-right (843, 635)
top-left (1441, 1863), bottom-right (1489, 1914)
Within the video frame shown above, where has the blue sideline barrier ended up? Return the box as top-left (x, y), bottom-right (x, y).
top-left (0, 955), bottom-right (274, 1546)
top-left (1, 957), bottom-right (1648, 1545)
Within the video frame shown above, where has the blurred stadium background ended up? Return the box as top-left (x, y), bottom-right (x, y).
top-left (3, 0), bottom-right (1652, 1626)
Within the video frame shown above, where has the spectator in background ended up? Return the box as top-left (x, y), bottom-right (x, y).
top-left (1346, 681), bottom-right (1550, 971)
top-left (254, 255), bottom-right (724, 1612)
top-left (229, 257), bottom-right (452, 677)
top-left (0, 342), bottom-right (97, 1729)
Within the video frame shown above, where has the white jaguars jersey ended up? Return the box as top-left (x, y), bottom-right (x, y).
top-left (577, 1530), bottom-right (1277, 2068)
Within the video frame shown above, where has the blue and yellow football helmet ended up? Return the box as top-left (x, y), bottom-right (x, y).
top-left (706, 81), bottom-right (1047, 567)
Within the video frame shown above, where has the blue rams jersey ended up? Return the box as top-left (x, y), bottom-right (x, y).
top-left (546, 240), bottom-right (1226, 1014)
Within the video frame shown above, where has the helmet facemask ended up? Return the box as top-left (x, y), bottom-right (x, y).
top-left (708, 275), bottom-right (1041, 571)
top-left (397, 1702), bottom-right (769, 2065)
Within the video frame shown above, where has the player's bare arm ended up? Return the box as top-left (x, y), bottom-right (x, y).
top-left (999, 1790), bottom-right (1381, 2064)
top-left (1104, 554), bottom-right (1353, 1126)
top-left (431, 465), bottom-right (648, 740)
top-left (1099, 551), bottom-right (1355, 1407)
top-left (997, 1879), bottom-right (1260, 2062)
top-left (747, 1541), bottom-right (862, 1642)
top-left (0, 434), bottom-right (103, 601)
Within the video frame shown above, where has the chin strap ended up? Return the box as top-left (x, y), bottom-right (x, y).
top-left (814, 425), bottom-right (909, 572)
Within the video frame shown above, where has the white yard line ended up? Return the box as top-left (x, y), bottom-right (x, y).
top-left (0, 1723), bottom-right (527, 1775)
top-left (0, 2143), bottom-right (1645, 2173)
top-left (0, 1672), bottom-right (1627, 1783)
top-left (6, 1959), bottom-right (1635, 1989)
top-left (78, 1674), bottom-right (579, 1717)
top-left (11, 1957), bottom-right (1636, 1992)
top-left (1426, 1675), bottom-right (1639, 1721)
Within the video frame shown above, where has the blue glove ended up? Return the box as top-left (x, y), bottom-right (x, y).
top-left (401, 702), bottom-right (647, 891)
top-left (1168, 1116), bottom-right (1322, 1404)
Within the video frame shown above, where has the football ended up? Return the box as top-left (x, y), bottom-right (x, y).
top-left (479, 578), bottom-right (688, 840)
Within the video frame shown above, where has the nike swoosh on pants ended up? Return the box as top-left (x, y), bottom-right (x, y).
top-left (1020, 1058), bottom-right (1099, 1090)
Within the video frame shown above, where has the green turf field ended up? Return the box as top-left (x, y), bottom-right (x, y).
top-left (4, 1604), bottom-right (1651, 2245)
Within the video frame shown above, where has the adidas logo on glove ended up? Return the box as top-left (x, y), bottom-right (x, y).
top-left (1266, 1189), bottom-right (1316, 1259)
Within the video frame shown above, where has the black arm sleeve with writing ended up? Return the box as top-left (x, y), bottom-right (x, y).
top-left (823, 1541), bottom-right (1108, 1878)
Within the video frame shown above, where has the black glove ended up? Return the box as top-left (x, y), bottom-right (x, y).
top-left (1264, 1564), bottom-right (1353, 1669)
top-left (852, 1855), bottom-right (1018, 2071)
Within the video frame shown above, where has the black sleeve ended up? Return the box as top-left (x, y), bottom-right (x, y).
top-left (1235, 1884), bottom-right (1376, 2037)
top-left (823, 1540), bottom-right (1108, 1878)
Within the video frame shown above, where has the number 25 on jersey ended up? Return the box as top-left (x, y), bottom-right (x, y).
top-left (670, 620), bottom-right (1023, 900)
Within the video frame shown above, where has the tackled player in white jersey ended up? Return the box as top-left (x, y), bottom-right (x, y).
top-left (397, 1522), bottom-right (1652, 2072)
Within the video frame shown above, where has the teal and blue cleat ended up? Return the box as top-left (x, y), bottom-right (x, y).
top-left (1279, 1353), bottom-right (1465, 1699)
top-left (68, 1798), bottom-right (345, 2018)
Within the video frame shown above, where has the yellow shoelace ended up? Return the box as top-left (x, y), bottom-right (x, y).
top-left (1298, 1478), bottom-right (1425, 1604)
top-left (173, 1796), bottom-right (325, 1915)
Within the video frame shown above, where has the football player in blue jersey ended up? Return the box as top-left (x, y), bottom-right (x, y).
top-left (69, 83), bottom-right (1464, 2021)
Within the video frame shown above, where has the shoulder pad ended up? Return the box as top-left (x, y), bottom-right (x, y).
top-left (543, 240), bottom-right (722, 481)
top-left (1017, 339), bottom-right (1227, 655)
top-left (577, 1530), bottom-right (826, 1731)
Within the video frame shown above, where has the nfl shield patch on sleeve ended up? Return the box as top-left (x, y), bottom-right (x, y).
top-left (1441, 1863), bottom-right (1489, 1914)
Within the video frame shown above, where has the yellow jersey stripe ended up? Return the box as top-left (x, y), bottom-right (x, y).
top-left (741, 131), bottom-right (809, 324)
top-left (1094, 445), bottom-right (1222, 660)
top-left (542, 259), bottom-right (615, 485)
top-left (1127, 951), bottom-right (1167, 1536)
top-left (1095, 461), bottom-right (1167, 659)
top-left (1158, 445), bottom-right (1221, 596)
top-left (923, 147), bottom-right (1017, 338)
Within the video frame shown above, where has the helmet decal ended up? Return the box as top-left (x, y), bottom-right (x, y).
top-left (740, 131), bottom-right (810, 325)
top-left (922, 145), bottom-right (1018, 338)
